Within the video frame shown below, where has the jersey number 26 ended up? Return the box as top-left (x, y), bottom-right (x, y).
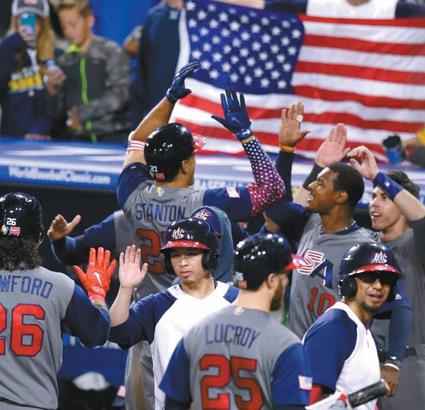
top-left (0, 304), bottom-right (45, 356)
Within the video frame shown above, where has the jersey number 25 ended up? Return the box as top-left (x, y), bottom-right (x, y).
top-left (200, 354), bottom-right (264, 410)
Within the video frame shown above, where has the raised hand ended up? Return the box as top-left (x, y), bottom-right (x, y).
top-left (212, 89), bottom-right (252, 140)
top-left (279, 102), bottom-right (309, 148)
top-left (316, 123), bottom-right (350, 167)
top-left (47, 214), bottom-right (81, 241)
top-left (347, 145), bottom-right (379, 180)
top-left (166, 61), bottom-right (200, 103)
top-left (73, 247), bottom-right (117, 304)
top-left (119, 245), bottom-right (148, 289)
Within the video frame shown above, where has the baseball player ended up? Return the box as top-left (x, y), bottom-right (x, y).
top-left (0, 192), bottom-right (114, 410)
top-left (304, 242), bottom-right (401, 410)
top-left (119, 61), bottom-right (284, 408)
top-left (160, 233), bottom-right (312, 410)
top-left (47, 204), bottom-right (237, 410)
top-left (348, 145), bottom-right (425, 407)
top-left (267, 111), bottom-right (412, 394)
top-left (108, 218), bottom-right (239, 410)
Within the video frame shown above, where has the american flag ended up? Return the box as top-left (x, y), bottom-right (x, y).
top-left (171, 0), bottom-right (425, 159)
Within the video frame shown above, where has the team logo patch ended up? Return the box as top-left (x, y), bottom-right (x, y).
top-left (234, 271), bottom-right (247, 289)
top-left (156, 187), bottom-right (165, 197)
top-left (298, 375), bottom-right (312, 390)
top-left (297, 250), bottom-right (325, 276)
top-left (171, 227), bottom-right (185, 240)
top-left (9, 226), bottom-right (21, 236)
top-left (193, 209), bottom-right (210, 221)
top-left (371, 251), bottom-right (387, 264)
top-left (1, 224), bottom-right (9, 235)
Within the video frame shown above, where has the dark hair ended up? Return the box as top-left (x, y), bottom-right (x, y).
top-left (328, 163), bottom-right (364, 210)
top-left (387, 170), bottom-right (420, 198)
top-left (0, 238), bottom-right (41, 271)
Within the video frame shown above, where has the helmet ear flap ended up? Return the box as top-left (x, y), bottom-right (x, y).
top-left (338, 277), bottom-right (357, 298)
top-left (202, 251), bottom-right (218, 272)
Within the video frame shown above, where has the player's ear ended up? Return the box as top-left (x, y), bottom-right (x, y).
top-left (265, 273), bottom-right (278, 290)
top-left (335, 190), bottom-right (348, 205)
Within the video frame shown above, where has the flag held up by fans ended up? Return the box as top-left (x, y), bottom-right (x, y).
top-left (172, 0), bottom-right (425, 159)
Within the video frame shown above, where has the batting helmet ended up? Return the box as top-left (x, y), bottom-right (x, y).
top-left (338, 242), bottom-right (401, 300)
top-left (144, 123), bottom-right (205, 182)
top-left (0, 192), bottom-right (43, 242)
top-left (234, 233), bottom-right (305, 290)
top-left (161, 218), bottom-right (219, 275)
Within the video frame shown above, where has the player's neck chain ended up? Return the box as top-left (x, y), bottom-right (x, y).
top-left (321, 220), bottom-right (356, 235)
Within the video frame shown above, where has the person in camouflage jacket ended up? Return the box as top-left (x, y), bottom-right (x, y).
top-left (47, 0), bottom-right (130, 142)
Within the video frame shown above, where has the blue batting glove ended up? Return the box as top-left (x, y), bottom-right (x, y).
top-left (211, 90), bottom-right (253, 141)
top-left (166, 61), bottom-right (200, 104)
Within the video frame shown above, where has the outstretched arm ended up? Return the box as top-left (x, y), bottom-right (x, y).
top-left (348, 146), bottom-right (425, 221)
top-left (294, 123), bottom-right (349, 206)
top-left (124, 61), bottom-right (200, 168)
top-left (109, 245), bottom-right (147, 326)
top-left (212, 90), bottom-right (285, 216)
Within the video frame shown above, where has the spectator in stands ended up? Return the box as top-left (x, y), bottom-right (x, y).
top-left (0, 0), bottom-right (55, 138)
top-left (402, 130), bottom-right (425, 168)
top-left (46, 0), bottom-right (130, 143)
top-left (0, 0), bottom-right (13, 39)
top-left (130, 0), bottom-right (182, 127)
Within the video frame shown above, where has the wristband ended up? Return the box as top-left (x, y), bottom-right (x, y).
top-left (383, 362), bottom-right (401, 371)
top-left (127, 140), bottom-right (145, 152)
top-left (373, 172), bottom-right (403, 201)
top-left (303, 162), bottom-right (324, 190)
top-left (279, 144), bottom-right (296, 153)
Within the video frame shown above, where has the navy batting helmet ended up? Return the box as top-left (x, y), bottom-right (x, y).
top-left (234, 233), bottom-right (305, 290)
top-left (338, 242), bottom-right (401, 300)
top-left (161, 218), bottom-right (219, 275)
top-left (144, 123), bottom-right (205, 182)
top-left (0, 192), bottom-right (43, 242)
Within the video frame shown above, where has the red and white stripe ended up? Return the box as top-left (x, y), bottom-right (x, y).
top-left (172, 10), bottom-right (425, 159)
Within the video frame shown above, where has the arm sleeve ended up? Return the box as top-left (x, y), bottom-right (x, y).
top-left (275, 150), bottom-right (294, 202)
top-left (51, 235), bottom-right (91, 266)
top-left (386, 304), bottom-right (412, 361)
top-left (108, 296), bottom-right (156, 347)
top-left (410, 217), bottom-right (425, 267)
top-left (77, 45), bottom-right (130, 122)
top-left (203, 138), bottom-right (285, 219)
top-left (0, 33), bottom-right (27, 88)
top-left (165, 397), bottom-right (191, 410)
top-left (62, 284), bottom-right (110, 347)
top-left (116, 163), bottom-right (150, 208)
top-left (303, 310), bottom-right (356, 391)
top-left (160, 338), bottom-right (192, 404)
top-left (271, 343), bottom-right (311, 407)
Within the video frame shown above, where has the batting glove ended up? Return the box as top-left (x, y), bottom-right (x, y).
top-left (212, 90), bottom-right (253, 141)
top-left (166, 61), bottom-right (200, 104)
top-left (73, 247), bottom-right (117, 305)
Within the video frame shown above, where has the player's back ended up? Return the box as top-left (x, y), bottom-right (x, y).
top-left (184, 305), bottom-right (304, 409)
top-left (0, 266), bottom-right (75, 409)
top-left (124, 181), bottom-right (205, 293)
